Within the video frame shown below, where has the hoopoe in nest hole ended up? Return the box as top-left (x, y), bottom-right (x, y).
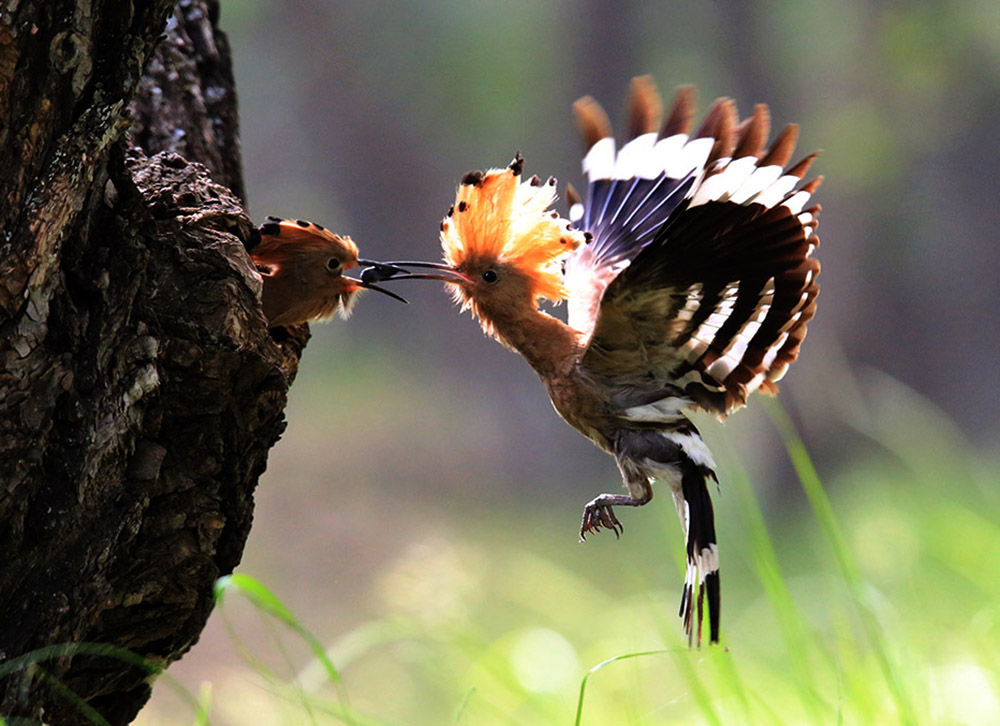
top-left (247, 216), bottom-right (406, 328)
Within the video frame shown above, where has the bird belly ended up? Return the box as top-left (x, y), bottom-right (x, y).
top-left (543, 376), bottom-right (616, 453)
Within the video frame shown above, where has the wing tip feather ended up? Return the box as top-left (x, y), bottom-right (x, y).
top-left (626, 74), bottom-right (663, 139)
top-left (662, 85), bottom-right (697, 137)
top-left (732, 104), bottom-right (771, 159)
top-left (574, 95), bottom-right (613, 150)
top-left (759, 123), bottom-right (800, 168)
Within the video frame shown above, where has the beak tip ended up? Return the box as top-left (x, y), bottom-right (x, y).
top-left (365, 282), bottom-right (409, 304)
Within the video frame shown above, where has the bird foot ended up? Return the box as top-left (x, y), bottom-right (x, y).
top-left (579, 498), bottom-right (624, 541)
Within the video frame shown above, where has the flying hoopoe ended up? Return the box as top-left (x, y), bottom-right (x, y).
top-left (248, 216), bottom-right (406, 327)
top-left (367, 76), bottom-right (822, 645)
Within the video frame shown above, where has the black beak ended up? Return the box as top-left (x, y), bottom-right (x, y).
top-left (359, 260), bottom-right (472, 285)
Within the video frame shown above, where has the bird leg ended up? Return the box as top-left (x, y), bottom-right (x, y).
top-left (579, 458), bottom-right (654, 540)
top-left (579, 491), bottom-right (651, 541)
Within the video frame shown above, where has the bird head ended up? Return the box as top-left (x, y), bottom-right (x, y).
top-left (250, 217), bottom-right (406, 327)
top-left (368, 155), bottom-right (584, 340)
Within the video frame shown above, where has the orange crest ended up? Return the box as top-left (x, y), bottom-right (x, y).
top-left (440, 158), bottom-right (585, 303)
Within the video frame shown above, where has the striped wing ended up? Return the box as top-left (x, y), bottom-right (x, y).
top-left (572, 80), bottom-right (821, 416)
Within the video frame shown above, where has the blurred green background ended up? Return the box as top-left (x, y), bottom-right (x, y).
top-left (135, 0), bottom-right (1000, 724)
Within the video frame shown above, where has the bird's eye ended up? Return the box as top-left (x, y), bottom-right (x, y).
top-left (481, 269), bottom-right (498, 284)
top-left (327, 258), bottom-right (341, 271)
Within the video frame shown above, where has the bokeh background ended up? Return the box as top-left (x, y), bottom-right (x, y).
top-left (137, 1), bottom-right (1000, 724)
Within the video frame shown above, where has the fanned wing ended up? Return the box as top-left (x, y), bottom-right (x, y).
top-left (574, 82), bottom-right (821, 416)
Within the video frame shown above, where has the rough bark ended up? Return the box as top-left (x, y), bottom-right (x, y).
top-left (0, 1), bottom-right (305, 723)
top-left (130, 0), bottom-right (246, 201)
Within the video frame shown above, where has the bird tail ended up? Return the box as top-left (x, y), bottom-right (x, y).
top-left (672, 461), bottom-right (720, 645)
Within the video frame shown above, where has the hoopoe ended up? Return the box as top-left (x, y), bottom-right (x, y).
top-left (248, 216), bottom-right (406, 327)
top-left (367, 76), bottom-right (822, 645)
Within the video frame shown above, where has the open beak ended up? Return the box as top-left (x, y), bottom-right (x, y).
top-left (345, 259), bottom-right (413, 304)
top-left (359, 260), bottom-right (472, 285)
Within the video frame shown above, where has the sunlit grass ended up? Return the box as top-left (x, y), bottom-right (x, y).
top-left (126, 378), bottom-right (1000, 725)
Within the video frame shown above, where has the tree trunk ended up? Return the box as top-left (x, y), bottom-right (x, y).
top-left (0, 1), bottom-right (305, 723)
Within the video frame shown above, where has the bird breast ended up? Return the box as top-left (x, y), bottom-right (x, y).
top-left (541, 366), bottom-right (617, 453)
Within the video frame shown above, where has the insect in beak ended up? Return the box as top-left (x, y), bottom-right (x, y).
top-left (347, 260), bottom-right (413, 303)
top-left (359, 260), bottom-right (473, 285)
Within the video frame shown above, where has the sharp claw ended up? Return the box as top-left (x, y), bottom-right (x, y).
top-left (580, 500), bottom-right (627, 541)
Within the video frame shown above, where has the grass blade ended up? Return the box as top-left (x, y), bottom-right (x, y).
top-left (215, 573), bottom-right (342, 686)
top-left (723, 456), bottom-right (828, 725)
top-left (33, 666), bottom-right (111, 726)
top-left (575, 650), bottom-right (676, 726)
top-left (764, 399), bottom-right (918, 726)
top-left (194, 681), bottom-right (212, 726)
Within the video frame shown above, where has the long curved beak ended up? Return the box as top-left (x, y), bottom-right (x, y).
top-left (359, 260), bottom-right (472, 285)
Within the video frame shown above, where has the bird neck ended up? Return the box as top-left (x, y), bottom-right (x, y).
top-left (482, 304), bottom-right (582, 378)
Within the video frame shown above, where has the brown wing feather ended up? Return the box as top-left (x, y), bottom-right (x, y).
top-left (759, 123), bottom-right (798, 167)
top-left (694, 98), bottom-right (736, 166)
top-left (662, 85), bottom-right (697, 137)
top-left (732, 104), bottom-right (770, 160)
top-left (626, 75), bottom-right (663, 139)
top-left (573, 96), bottom-right (613, 150)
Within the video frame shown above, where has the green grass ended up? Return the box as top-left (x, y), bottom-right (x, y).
top-left (11, 381), bottom-right (999, 725)
top-left (135, 387), bottom-right (998, 725)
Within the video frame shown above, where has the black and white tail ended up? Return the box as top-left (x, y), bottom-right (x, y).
top-left (673, 455), bottom-right (720, 646)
